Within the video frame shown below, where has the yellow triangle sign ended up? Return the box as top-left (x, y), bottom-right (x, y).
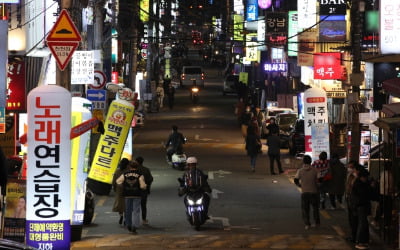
top-left (46, 9), bottom-right (82, 42)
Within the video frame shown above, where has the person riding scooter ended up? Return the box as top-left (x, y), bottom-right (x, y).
top-left (178, 157), bottom-right (211, 215)
top-left (165, 125), bottom-right (186, 162)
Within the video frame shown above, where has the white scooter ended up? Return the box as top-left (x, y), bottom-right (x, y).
top-left (165, 138), bottom-right (187, 170)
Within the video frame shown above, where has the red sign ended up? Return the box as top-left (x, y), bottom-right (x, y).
top-left (313, 52), bottom-right (342, 80)
top-left (7, 60), bottom-right (26, 111)
top-left (47, 41), bottom-right (79, 71)
top-left (111, 71), bottom-right (119, 83)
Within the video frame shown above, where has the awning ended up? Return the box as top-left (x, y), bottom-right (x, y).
top-left (382, 103), bottom-right (400, 117)
top-left (373, 117), bottom-right (400, 131)
top-left (383, 78), bottom-right (400, 97)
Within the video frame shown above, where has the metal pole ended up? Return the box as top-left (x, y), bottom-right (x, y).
top-left (349, 0), bottom-right (363, 162)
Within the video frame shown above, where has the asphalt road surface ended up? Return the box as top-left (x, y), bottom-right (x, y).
top-left (71, 70), bottom-right (389, 249)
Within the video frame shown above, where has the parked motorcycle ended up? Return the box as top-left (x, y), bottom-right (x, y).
top-left (178, 178), bottom-right (209, 230)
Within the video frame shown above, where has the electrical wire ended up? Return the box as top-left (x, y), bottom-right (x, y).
top-left (8, 0), bottom-right (57, 31)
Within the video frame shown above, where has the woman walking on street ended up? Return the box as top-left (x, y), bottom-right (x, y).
top-left (245, 125), bottom-right (262, 172)
top-left (112, 158), bottom-right (130, 225)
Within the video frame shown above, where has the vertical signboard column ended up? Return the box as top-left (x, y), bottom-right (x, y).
top-left (303, 88), bottom-right (329, 160)
top-left (26, 85), bottom-right (71, 249)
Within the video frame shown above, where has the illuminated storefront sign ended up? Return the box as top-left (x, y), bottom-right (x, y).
top-left (258, 0), bottom-right (272, 9)
top-left (246, 0), bottom-right (258, 21)
top-left (318, 0), bottom-right (346, 15)
top-left (266, 12), bottom-right (287, 33)
top-left (297, 0), bottom-right (316, 29)
top-left (88, 99), bottom-right (134, 184)
top-left (26, 85), bottom-right (71, 250)
top-left (319, 15), bottom-right (346, 42)
top-left (288, 11), bottom-right (299, 57)
top-left (140, 0), bottom-right (150, 22)
top-left (7, 59), bottom-right (26, 111)
top-left (263, 63), bottom-right (287, 72)
top-left (303, 88), bottom-right (328, 157)
top-left (380, 1), bottom-right (400, 54)
top-left (233, 15), bottom-right (244, 41)
top-left (313, 52), bottom-right (342, 79)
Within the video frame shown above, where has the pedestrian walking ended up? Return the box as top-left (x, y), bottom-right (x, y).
top-left (266, 117), bottom-right (279, 136)
top-left (112, 158), bottom-right (130, 225)
top-left (116, 160), bottom-right (147, 233)
top-left (240, 105), bottom-right (252, 138)
top-left (294, 155), bottom-right (320, 230)
top-left (166, 83), bottom-right (175, 109)
top-left (156, 83), bottom-right (165, 108)
top-left (245, 125), bottom-right (262, 172)
top-left (312, 151), bottom-right (330, 209)
top-left (345, 160), bottom-right (359, 243)
top-left (327, 153), bottom-right (347, 209)
top-left (135, 156), bottom-right (154, 225)
top-left (350, 167), bottom-right (373, 249)
top-left (235, 98), bottom-right (245, 127)
top-left (267, 131), bottom-right (284, 175)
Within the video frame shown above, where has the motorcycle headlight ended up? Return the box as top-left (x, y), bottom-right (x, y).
top-left (187, 198), bottom-right (195, 205)
top-left (191, 87), bottom-right (199, 93)
top-left (195, 197), bottom-right (203, 205)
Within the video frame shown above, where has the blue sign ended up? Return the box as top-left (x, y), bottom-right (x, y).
top-left (86, 89), bottom-right (106, 102)
top-left (247, 0), bottom-right (258, 21)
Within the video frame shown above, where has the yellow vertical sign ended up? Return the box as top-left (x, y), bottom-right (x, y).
top-left (88, 99), bottom-right (135, 184)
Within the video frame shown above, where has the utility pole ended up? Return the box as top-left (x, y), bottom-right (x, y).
top-left (349, 0), bottom-right (365, 162)
top-left (128, 0), bottom-right (139, 90)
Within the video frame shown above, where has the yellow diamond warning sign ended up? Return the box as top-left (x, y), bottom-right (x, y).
top-left (46, 9), bottom-right (82, 42)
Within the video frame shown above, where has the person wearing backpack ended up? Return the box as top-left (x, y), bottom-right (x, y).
top-left (116, 160), bottom-right (147, 233)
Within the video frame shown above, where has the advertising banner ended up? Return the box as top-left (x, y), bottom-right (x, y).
top-left (88, 99), bottom-right (135, 184)
top-left (26, 85), bottom-right (71, 250)
top-left (303, 88), bottom-right (328, 155)
top-left (2, 179), bottom-right (26, 243)
top-left (311, 123), bottom-right (330, 161)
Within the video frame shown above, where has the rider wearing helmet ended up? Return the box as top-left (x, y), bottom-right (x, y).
top-left (179, 156), bottom-right (211, 215)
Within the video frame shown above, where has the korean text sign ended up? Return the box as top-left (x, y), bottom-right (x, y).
top-left (88, 99), bottom-right (135, 184)
top-left (26, 85), bottom-right (71, 249)
top-left (303, 88), bottom-right (328, 155)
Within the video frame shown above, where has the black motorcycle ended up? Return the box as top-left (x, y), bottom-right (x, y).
top-left (178, 178), bottom-right (209, 230)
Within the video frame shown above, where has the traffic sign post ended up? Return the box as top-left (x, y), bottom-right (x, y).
top-left (46, 9), bottom-right (82, 71)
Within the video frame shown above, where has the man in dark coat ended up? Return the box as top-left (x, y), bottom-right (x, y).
top-left (135, 156), bottom-right (153, 225)
top-left (327, 153), bottom-right (347, 209)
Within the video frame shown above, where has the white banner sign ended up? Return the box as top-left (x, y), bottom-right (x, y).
top-left (26, 85), bottom-right (71, 249)
top-left (303, 88), bottom-right (329, 155)
top-left (71, 51), bottom-right (95, 85)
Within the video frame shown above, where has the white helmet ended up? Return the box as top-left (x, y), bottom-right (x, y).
top-left (186, 157), bottom-right (197, 164)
